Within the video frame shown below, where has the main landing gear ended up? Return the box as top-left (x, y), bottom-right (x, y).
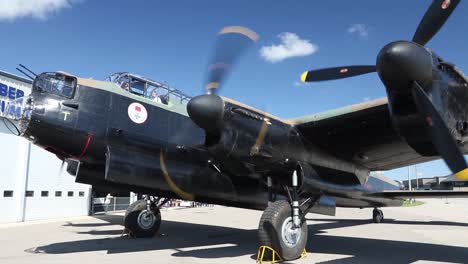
top-left (373, 208), bottom-right (384, 223)
top-left (257, 171), bottom-right (308, 261)
top-left (124, 196), bottom-right (169, 237)
top-left (258, 201), bottom-right (308, 261)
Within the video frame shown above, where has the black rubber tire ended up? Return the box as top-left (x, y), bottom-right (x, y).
top-left (258, 200), bottom-right (308, 261)
top-left (373, 208), bottom-right (383, 223)
top-left (124, 200), bottom-right (161, 238)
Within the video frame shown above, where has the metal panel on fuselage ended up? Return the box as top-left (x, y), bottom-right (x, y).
top-left (105, 90), bottom-right (205, 151)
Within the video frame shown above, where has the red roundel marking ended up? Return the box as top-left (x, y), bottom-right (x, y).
top-left (340, 68), bottom-right (349, 73)
top-left (442, 0), bottom-right (451, 10)
top-left (426, 116), bottom-right (434, 127)
top-left (128, 102), bottom-right (148, 124)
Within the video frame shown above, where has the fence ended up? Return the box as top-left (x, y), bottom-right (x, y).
top-left (91, 196), bottom-right (131, 214)
top-left (91, 196), bottom-right (215, 215)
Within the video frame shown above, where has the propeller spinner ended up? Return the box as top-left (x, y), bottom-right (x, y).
top-left (187, 26), bottom-right (258, 132)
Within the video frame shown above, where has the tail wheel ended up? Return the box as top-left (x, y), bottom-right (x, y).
top-left (258, 200), bottom-right (308, 261)
top-left (124, 200), bottom-right (161, 237)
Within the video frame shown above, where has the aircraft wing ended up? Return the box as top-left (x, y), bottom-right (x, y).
top-left (289, 97), bottom-right (438, 171)
top-left (369, 190), bottom-right (468, 199)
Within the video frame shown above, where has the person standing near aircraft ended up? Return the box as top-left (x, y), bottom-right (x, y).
top-left (104, 193), bottom-right (113, 212)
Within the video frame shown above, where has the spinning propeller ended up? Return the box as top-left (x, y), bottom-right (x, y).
top-left (300, 0), bottom-right (459, 83)
top-left (300, 0), bottom-right (468, 180)
top-left (187, 26), bottom-right (258, 132)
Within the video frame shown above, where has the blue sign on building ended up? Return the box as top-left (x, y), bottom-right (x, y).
top-left (0, 81), bottom-right (26, 119)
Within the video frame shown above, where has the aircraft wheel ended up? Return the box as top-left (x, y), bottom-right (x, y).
top-left (124, 200), bottom-right (161, 237)
top-left (258, 200), bottom-right (308, 261)
top-left (372, 208), bottom-right (384, 223)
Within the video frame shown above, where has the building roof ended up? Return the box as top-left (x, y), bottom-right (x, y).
top-left (0, 70), bottom-right (33, 84)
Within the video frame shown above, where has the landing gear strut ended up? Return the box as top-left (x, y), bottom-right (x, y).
top-left (372, 208), bottom-right (384, 223)
top-left (124, 196), bottom-right (169, 237)
top-left (257, 171), bottom-right (308, 261)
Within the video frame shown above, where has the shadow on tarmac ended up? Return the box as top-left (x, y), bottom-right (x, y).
top-left (26, 214), bottom-right (468, 264)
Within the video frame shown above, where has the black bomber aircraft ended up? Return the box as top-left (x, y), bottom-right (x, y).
top-left (2, 0), bottom-right (468, 261)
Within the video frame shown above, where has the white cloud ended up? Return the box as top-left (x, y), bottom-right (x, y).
top-left (0, 0), bottom-right (72, 21)
top-left (260, 32), bottom-right (318, 63)
top-left (347, 24), bottom-right (369, 37)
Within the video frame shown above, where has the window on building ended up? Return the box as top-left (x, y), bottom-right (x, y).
top-left (41, 191), bottom-right (49, 197)
top-left (55, 191), bottom-right (62, 197)
top-left (25, 191), bottom-right (34, 197)
top-left (78, 191), bottom-right (85, 197)
top-left (67, 191), bottom-right (74, 197)
top-left (3, 190), bottom-right (13, 197)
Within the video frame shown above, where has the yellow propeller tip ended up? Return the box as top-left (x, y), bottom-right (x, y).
top-left (206, 82), bottom-right (220, 90)
top-left (219, 26), bottom-right (259, 41)
top-left (455, 168), bottom-right (468, 181)
top-left (300, 71), bottom-right (308, 82)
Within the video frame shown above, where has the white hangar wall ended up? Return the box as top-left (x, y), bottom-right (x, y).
top-left (0, 70), bottom-right (91, 223)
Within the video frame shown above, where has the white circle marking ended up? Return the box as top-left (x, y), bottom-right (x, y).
top-left (128, 102), bottom-right (148, 124)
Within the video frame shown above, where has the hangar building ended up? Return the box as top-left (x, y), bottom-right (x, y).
top-left (0, 70), bottom-right (91, 223)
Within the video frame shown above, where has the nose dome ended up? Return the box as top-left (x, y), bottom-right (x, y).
top-left (376, 41), bottom-right (433, 89)
top-left (187, 94), bottom-right (224, 132)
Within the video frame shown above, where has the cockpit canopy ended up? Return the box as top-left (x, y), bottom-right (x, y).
top-left (33, 72), bottom-right (77, 98)
top-left (107, 72), bottom-right (191, 105)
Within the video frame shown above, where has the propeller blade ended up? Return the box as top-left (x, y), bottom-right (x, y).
top-left (205, 26), bottom-right (258, 94)
top-left (411, 81), bottom-right (468, 180)
top-left (412, 0), bottom-right (460, 46)
top-left (300, 65), bottom-right (376, 83)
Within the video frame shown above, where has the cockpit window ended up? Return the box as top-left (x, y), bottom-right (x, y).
top-left (107, 72), bottom-right (192, 105)
top-left (130, 79), bottom-right (145, 96)
top-left (33, 73), bottom-right (76, 98)
top-left (147, 85), bottom-right (169, 105)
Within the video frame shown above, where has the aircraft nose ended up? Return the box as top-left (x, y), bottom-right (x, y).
top-left (376, 41), bottom-right (433, 89)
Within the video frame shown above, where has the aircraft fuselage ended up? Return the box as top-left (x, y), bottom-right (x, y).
top-left (15, 72), bottom-right (403, 211)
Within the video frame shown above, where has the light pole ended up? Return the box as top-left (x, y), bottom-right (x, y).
top-left (415, 165), bottom-right (419, 190)
top-left (407, 166), bottom-right (412, 190)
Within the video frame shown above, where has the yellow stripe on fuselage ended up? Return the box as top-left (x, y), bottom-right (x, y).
top-left (160, 150), bottom-right (194, 200)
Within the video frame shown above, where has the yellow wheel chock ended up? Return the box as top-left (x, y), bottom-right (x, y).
top-left (256, 245), bottom-right (307, 263)
top-left (256, 246), bottom-right (282, 263)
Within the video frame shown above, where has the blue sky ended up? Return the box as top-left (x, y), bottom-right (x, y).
top-left (1, 0), bottom-right (467, 181)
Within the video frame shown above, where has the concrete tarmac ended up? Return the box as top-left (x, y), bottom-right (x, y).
top-left (1, 198), bottom-right (468, 264)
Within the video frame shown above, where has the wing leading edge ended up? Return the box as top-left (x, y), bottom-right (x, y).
top-left (289, 97), bottom-right (438, 171)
